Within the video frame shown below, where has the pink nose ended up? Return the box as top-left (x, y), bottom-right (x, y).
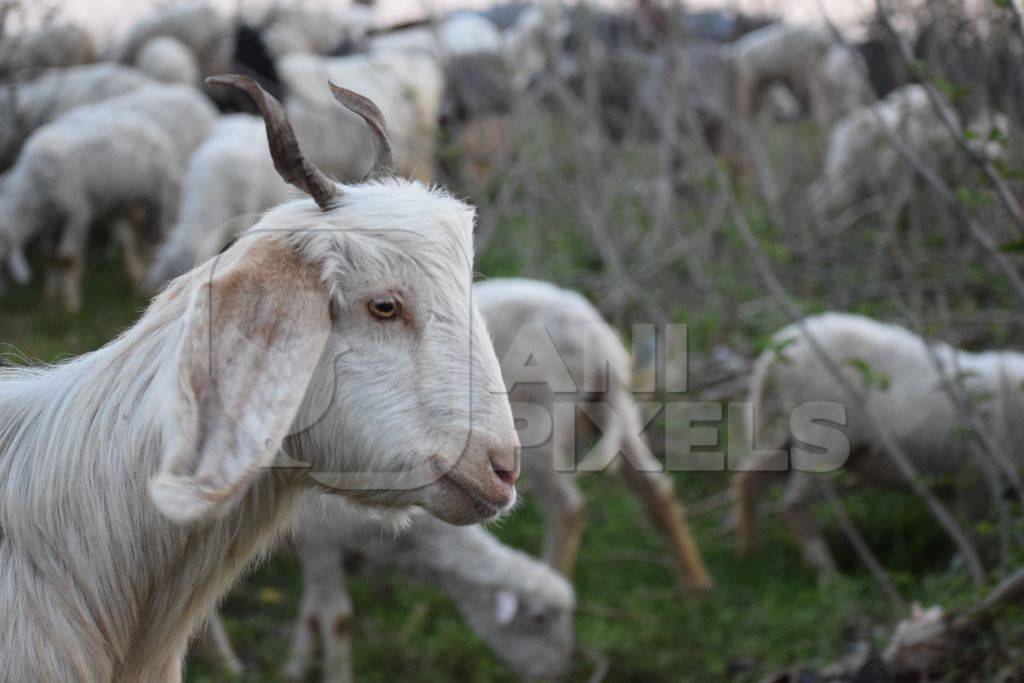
top-left (489, 447), bottom-right (519, 487)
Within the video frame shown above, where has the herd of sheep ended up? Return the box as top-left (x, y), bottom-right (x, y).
top-left (0, 0), bottom-right (1020, 680)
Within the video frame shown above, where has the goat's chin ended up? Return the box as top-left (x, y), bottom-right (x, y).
top-left (419, 474), bottom-right (517, 526)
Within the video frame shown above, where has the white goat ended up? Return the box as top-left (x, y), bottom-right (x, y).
top-left (280, 50), bottom-right (445, 182)
top-left (112, 1), bottom-right (233, 79)
top-left (0, 75), bottom-right (519, 681)
top-left (0, 22), bottom-right (96, 77)
top-left (0, 105), bottom-right (182, 311)
top-left (0, 63), bottom-right (152, 170)
top-left (475, 278), bottom-right (712, 591)
top-left (730, 22), bottom-right (833, 126)
top-left (816, 84), bottom-right (1009, 216)
top-left (136, 36), bottom-right (200, 86)
top-left (146, 114), bottom-right (289, 289)
top-left (735, 312), bottom-right (1024, 573)
top-left (198, 498), bottom-right (575, 681)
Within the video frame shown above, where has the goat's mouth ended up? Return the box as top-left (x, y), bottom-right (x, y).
top-left (430, 456), bottom-right (513, 520)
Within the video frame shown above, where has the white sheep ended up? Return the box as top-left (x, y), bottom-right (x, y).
top-left (112, 1), bottom-right (233, 79)
top-left (256, 2), bottom-right (376, 56)
top-left (0, 22), bottom-right (96, 77)
top-left (0, 82), bottom-right (216, 308)
top-left (0, 75), bottom-right (519, 680)
top-left (198, 497), bottom-right (575, 681)
top-left (0, 63), bottom-right (152, 170)
top-left (367, 13), bottom-right (503, 60)
top-left (822, 43), bottom-right (874, 123)
top-left (280, 50), bottom-right (445, 183)
top-left (0, 104), bottom-right (183, 312)
top-left (475, 278), bottom-right (713, 591)
top-left (734, 312), bottom-right (1024, 573)
top-left (135, 36), bottom-right (201, 86)
top-left (146, 114), bottom-right (289, 289)
top-left (816, 84), bottom-right (1008, 216)
top-left (730, 22), bottom-right (834, 125)
top-left (87, 82), bottom-right (218, 167)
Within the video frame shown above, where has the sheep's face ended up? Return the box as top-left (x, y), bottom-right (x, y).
top-left (479, 587), bottom-right (575, 679)
top-left (150, 181), bottom-right (519, 526)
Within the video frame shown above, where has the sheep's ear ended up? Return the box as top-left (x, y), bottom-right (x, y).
top-left (149, 238), bottom-right (331, 523)
top-left (6, 246), bottom-right (30, 285)
top-left (495, 590), bottom-right (519, 626)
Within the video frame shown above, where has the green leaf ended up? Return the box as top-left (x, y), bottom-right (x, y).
top-left (999, 239), bottom-right (1024, 253)
top-left (844, 357), bottom-right (891, 392)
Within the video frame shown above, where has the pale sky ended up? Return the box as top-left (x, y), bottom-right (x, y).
top-left (22, 0), bottom-right (874, 44)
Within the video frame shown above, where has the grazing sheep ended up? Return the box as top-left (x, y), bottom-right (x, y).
top-left (198, 498), bottom-right (574, 681)
top-left (280, 50), bottom-right (444, 182)
top-left (0, 22), bottom-right (96, 77)
top-left (112, 1), bottom-right (233, 79)
top-left (730, 22), bottom-right (833, 125)
top-left (0, 105), bottom-right (183, 312)
top-left (146, 114), bottom-right (289, 289)
top-left (735, 312), bottom-right (1024, 573)
top-left (0, 63), bottom-right (152, 170)
top-left (475, 278), bottom-right (713, 591)
top-left (135, 36), bottom-right (200, 86)
top-left (815, 84), bottom-right (1008, 216)
top-left (822, 44), bottom-right (874, 123)
top-left (90, 83), bottom-right (218, 167)
top-left (0, 75), bottom-right (519, 680)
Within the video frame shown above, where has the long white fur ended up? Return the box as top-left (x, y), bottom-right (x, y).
top-left (0, 176), bottom-right (519, 680)
top-left (279, 50), bottom-right (445, 182)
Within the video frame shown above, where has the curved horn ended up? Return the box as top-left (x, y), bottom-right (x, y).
top-left (328, 82), bottom-right (396, 181)
top-left (206, 74), bottom-right (338, 210)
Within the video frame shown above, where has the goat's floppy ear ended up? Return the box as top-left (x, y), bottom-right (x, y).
top-left (150, 238), bottom-right (331, 523)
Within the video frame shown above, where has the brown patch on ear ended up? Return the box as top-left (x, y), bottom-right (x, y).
top-left (150, 236), bottom-right (332, 524)
top-left (333, 615), bottom-right (351, 638)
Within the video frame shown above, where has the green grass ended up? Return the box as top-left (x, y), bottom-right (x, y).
top-left (3, 253), bottom-right (1020, 682)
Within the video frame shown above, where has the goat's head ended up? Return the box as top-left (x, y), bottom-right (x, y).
top-left (149, 75), bottom-right (519, 527)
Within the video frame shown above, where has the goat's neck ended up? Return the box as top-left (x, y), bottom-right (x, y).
top-left (0, 279), bottom-right (306, 681)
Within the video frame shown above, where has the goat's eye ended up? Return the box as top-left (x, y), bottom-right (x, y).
top-left (368, 296), bottom-right (402, 320)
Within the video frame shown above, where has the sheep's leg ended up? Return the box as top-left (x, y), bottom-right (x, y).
top-left (52, 218), bottom-right (89, 314)
top-left (113, 217), bottom-right (147, 291)
top-left (617, 429), bottom-right (713, 592)
top-left (285, 536), bottom-right (354, 683)
top-left (733, 447), bottom-right (791, 556)
top-left (527, 423), bottom-right (587, 577)
top-left (192, 614), bottom-right (243, 676)
top-left (781, 472), bottom-right (837, 575)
